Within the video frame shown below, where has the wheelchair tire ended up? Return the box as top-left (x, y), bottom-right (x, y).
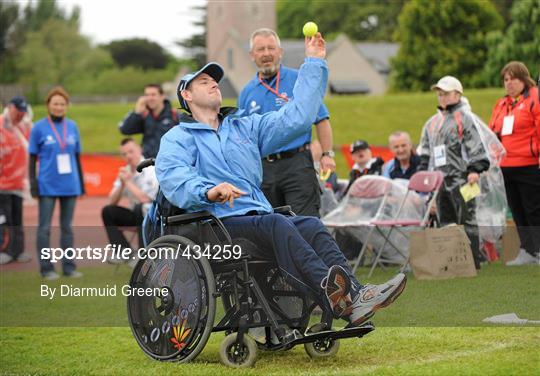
top-left (127, 235), bottom-right (216, 363)
top-left (304, 323), bottom-right (340, 358)
top-left (219, 333), bottom-right (258, 368)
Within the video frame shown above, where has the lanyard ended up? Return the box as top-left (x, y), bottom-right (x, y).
top-left (47, 116), bottom-right (68, 151)
top-left (258, 70), bottom-right (289, 102)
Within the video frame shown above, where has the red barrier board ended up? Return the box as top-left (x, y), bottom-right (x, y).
top-left (80, 146), bottom-right (393, 196)
top-left (80, 154), bottom-right (125, 196)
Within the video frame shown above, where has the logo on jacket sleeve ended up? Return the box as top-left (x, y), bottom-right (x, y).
top-left (249, 100), bottom-right (260, 114)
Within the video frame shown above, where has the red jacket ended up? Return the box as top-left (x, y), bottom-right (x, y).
top-left (0, 115), bottom-right (29, 191)
top-left (489, 86), bottom-right (540, 167)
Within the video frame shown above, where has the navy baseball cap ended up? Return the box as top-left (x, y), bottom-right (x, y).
top-left (177, 62), bottom-right (224, 112)
top-left (9, 96), bottom-right (28, 112)
top-left (351, 139), bottom-right (369, 153)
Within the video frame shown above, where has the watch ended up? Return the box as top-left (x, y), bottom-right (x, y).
top-left (322, 150), bottom-right (335, 158)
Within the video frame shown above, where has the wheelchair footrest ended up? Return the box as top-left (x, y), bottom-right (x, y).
top-left (290, 322), bottom-right (375, 346)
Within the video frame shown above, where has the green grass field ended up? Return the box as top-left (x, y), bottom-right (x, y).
top-left (29, 88), bottom-right (505, 177)
top-left (1, 263), bottom-right (539, 374)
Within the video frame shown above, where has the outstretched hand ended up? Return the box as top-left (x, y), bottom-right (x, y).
top-left (206, 183), bottom-right (246, 208)
top-left (305, 32), bottom-right (326, 59)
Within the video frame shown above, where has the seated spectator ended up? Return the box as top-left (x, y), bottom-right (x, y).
top-left (343, 140), bottom-right (384, 195)
top-left (382, 131), bottom-right (421, 180)
top-left (101, 138), bottom-right (158, 262)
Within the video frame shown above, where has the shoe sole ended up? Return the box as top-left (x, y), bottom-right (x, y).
top-left (325, 266), bottom-right (352, 318)
top-left (350, 275), bottom-right (407, 327)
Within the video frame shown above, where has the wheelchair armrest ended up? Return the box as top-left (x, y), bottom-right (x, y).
top-left (167, 210), bottom-right (214, 225)
top-left (273, 205), bottom-right (294, 215)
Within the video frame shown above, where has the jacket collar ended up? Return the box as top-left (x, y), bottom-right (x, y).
top-left (178, 107), bottom-right (242, 130)
top-left (149, 99), bottom-right (172, 119)
top-left (503, 86), bottom-right (531, 104)
top-left (437, 101), bottom-right (464, 113)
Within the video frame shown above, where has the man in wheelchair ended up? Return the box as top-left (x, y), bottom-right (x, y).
top-left (155, 33), bottom-right (406, 329)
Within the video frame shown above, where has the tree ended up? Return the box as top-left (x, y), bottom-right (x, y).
top-left (483, 0), bottom-right (540, 86)
top-left (276, 0), bottom-right (405, 41)
top-left (341, 0), bottom-right (406, 41)
top-left (18, 19), bottom-right (112, 100)
top-left (390, 0), bottom-right (503, 92)
top-left (20, 0), bottom-right (80, 32)
top-left (176, 5), bottom-right (206, 68)
top-left (491, 0), bottom-right (515, 27)
top-left (0, 1), bottom-right (20, 82)
top-left (0, 0), bottom-right (81, 83)
top-left (277, 0), bottom-right (313, 38)
top-left (0, 0), bottom-right (19, 56)
top-left (104, 38), bottom-right (169, 70)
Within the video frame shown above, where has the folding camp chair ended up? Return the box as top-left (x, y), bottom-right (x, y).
top-left (344, 177), bottom-right (395, 274)
top-left (363, 171), bottom-right (445, 277)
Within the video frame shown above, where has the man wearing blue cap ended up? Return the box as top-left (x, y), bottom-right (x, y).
top-left (0, 97), bottom-right (33, 264)
top-left (156, 33), bottom-right (406, 327)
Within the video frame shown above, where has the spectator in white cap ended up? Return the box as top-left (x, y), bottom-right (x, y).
top-left (417, 75), bottom-right (490, 269)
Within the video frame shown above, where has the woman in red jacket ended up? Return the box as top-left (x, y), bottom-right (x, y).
top-left (489, 61), bottom-right (540, 265)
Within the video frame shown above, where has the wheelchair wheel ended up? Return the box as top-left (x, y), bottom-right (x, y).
top-left (219, 333), bottom-right (258, 368)
top-left (127, 235), bottom-right (216, 363)
top-left (304, 323), bottom-right (340, 358)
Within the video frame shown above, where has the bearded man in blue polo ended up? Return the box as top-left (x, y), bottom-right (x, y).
top-left (238, 28), bottom-right (336, 217)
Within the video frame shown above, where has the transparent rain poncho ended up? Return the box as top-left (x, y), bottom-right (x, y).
top-left (322, 176), bottom-right (427, 264)
top-left (465, 104), bottom-right (508, 243)
top-left (417, 98), bottom-right (508, 243)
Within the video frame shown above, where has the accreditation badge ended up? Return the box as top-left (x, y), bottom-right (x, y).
top-left (57, 153), bottom-right (72, 174)
top-left (501, 115), bottom-right (514, 136)
top-left (433, 145), bottom-right (447, 167)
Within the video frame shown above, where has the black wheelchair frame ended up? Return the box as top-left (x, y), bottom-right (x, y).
top-left (127, 159), bottom-right (375, 368)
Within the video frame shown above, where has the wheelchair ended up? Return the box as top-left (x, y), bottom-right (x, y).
top-left (126, 159), bottom-right (375, 368)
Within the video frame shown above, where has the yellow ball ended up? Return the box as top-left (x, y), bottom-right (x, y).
top-left (302, 22), bottom-right (318, 37)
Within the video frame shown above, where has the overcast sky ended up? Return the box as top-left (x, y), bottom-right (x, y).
top-left (22, 0), bottom-right (208, 57)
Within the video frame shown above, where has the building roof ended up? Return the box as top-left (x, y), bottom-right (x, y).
top-left (242, 38), bottom-right (398, 74)
top-left (355, 42), bottom-right (399, 74)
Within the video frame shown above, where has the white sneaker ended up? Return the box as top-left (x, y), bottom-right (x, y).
top-left (0, 253), bottom-right (14, 265)
top-left (65, 271), bottom-right (83, 278)
top-left (506, 248), bottom-right (537, 266)
top-left (323, 265), bottom-right (407, 326)
top-left (348, 273), bottom-right (407, 326)
top-left (15, 253), bottom-right (32, 263)
top-left (43, 271), bottom-right (60, 280)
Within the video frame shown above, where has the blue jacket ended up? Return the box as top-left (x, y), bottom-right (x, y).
top-left (156, 57), bottom-right (328, 218)
top-left (238, 64), bottom-right (330, 153)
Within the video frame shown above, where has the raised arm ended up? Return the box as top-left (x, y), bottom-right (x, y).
top-left (252, 33), bottom-right (329, 157)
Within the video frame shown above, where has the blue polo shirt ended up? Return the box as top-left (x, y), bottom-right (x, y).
top-left (29, 117), bottom-right (82, 196)
top-left (238, 65), bottom-right (330, 153)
